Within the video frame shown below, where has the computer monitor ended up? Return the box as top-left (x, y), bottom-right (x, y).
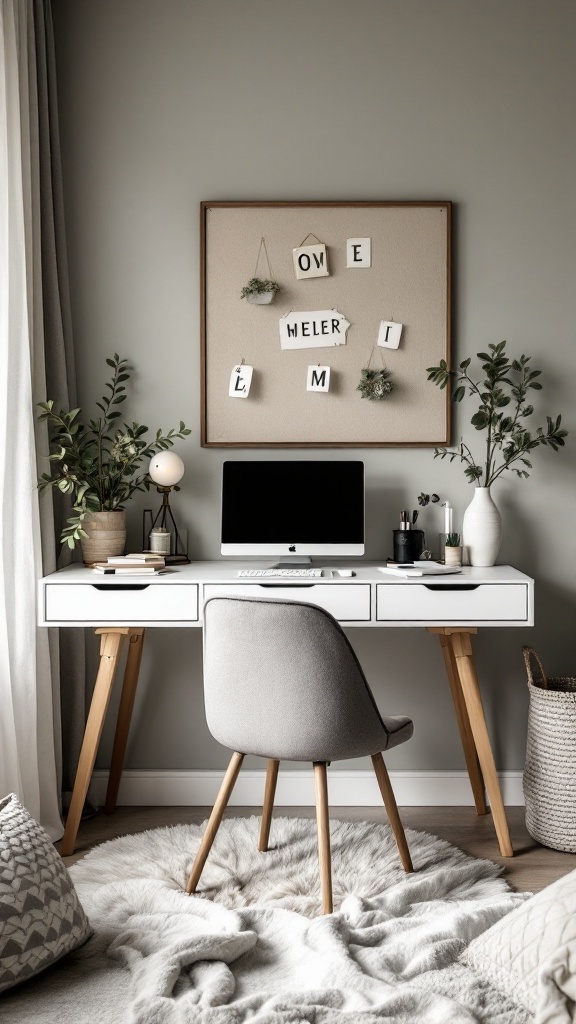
top-left (221, 461), bottom-right (364, 561)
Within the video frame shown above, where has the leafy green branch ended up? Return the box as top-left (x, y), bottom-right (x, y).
top-left (426, 341), bottom-right (567, 486)
top-left (37, 354), bottom-right (191, 547)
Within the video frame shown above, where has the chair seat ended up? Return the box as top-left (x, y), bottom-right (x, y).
top-left (381, 715), bottom-right (414, 750)
top-left (246, 715), bottom-right (413, 763)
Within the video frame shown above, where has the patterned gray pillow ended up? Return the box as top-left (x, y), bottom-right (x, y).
top-left (0, 793), bottom-right (92, 993)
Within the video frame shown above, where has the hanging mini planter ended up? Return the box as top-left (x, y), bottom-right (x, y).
top-left (240, 278), bottom-right (279, 304)
top-left (357, 348), bottom-right (394, 400)
top-left (241, 237), bottom-right (279, 304)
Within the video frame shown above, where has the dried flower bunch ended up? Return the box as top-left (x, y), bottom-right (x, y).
top-left (37, 354), bottom-right (191, 548)
top-left (357, 367), bottom-right (394, 400)
top-left (417, 492), bottom-right (440, 507)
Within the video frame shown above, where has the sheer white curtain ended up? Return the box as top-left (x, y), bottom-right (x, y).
top-left (0, 0), bottom-right (62, 839)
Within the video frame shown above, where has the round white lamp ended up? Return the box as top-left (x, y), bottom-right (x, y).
top-left (144, 451), bottom-right (189, 563)
top-left (149, 451), bottom-right (185, 488)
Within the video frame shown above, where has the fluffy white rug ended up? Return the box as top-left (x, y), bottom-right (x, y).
top-left (1, 817), bottom-right (532, 1024)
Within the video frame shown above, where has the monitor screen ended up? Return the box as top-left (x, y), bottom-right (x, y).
top-left (221, 461), bottom-right (364, 558)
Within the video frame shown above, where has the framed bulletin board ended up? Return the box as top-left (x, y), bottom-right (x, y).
top-left (200, 201), bottom-right (451, 447)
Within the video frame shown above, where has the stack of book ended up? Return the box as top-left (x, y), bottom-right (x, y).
top-left (92, 554), bottom-right (166, 575)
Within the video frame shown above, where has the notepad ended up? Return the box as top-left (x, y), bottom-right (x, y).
top-left (378, 566), bottom-right (462, 578)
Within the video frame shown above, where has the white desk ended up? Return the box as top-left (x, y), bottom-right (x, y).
top-left (39, 562), bottom-right (534, 857)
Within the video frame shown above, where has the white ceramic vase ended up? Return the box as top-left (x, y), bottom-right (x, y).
top-left (462, 487), bottom-right (502, 567)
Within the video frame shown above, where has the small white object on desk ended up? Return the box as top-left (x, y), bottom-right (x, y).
top-left (379, 567), bottom-right (424, 577)
top-left (379, 566), bottom-right (462, 578)
top-left (444, 502), bottom-right (453, 535)
top-left (150, 526), bottom-right (171, 555)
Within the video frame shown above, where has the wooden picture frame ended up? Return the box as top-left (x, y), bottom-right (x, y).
top-left (200, 201), bottom-right (451, 447)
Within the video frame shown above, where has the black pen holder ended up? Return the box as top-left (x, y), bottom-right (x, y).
top-left (393, 529), bottom-right (425, 563)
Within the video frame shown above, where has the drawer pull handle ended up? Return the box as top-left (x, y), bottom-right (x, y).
top-left (258, 583), bottom-right (316, 589)
top-left (424, 584), bottom-right (480, 592)
top-left (91, 584), bottom-right (150, 591)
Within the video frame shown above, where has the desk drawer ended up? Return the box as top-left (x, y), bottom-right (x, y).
top-left (203, 583), bottom-right (371, 621)
top-left (376, 583), bottom-right (528, 622)
top-left (44, 583), bottom-right (199, 623)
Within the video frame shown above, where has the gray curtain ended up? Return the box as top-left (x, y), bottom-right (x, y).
top-left (34, 0), bottom-right (88, 811)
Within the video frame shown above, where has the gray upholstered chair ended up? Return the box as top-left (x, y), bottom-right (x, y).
top-left (186, 596), bottom-right (414, 912)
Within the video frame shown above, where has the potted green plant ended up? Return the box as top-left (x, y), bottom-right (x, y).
top-left (444, 533), bottom-right (462, 567)
top-left (426, 341), bottom-right (567, 565)
top-left (37, 354), bottom-right (191, 564)
top-left (240, 277), bottom-right (280, 305)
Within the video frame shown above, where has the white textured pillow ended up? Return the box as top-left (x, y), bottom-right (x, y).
top-left (463, 867), bottom-right (576, 1016)
top-left (0, 793), bottom-right (92, 993)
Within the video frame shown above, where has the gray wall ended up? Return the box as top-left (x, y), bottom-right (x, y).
top-left (52, 0), bottom-right (576, 774)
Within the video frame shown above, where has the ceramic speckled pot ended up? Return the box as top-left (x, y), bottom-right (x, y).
top-left (80, 510), bottom-right (126, 566)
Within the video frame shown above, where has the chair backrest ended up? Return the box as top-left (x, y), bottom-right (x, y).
top-left (202, 596), bottom-right (390, 762)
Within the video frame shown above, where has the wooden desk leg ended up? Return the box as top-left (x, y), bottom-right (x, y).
top-left (61, 628), bottom-right (127, 856)
top-left (449, 630), bottom-right (513, 857)
top-left (104, 628), bottom-right (146, 814)
top-left (434, 630), bottom-right (487, 815)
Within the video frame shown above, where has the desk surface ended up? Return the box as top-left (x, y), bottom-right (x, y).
top-left (41, 562), bottom-right (531, 585)
top-left (39, 562), bottom-right (534, 628)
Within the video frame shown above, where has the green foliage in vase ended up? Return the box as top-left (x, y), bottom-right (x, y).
top-left (357, 367), bottom-right (394, 400)
top-left (240, 277), bottom-right (279, 298)
top-left (37, 354), bottom-right (191, 548)
top-left (445, 533), bottom-right (461, 547)
top-left (426, 341), bottom-right (567, 486)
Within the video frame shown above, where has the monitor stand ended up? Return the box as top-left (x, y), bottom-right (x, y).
top-left (273, 555), bottom-right (313, 567)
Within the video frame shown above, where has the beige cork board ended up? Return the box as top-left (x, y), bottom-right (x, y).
top-left (200, 201), bottom-right (451, 447)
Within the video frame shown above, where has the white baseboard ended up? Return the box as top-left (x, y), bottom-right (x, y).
top-left (92, 769), bottom-right (524, 807)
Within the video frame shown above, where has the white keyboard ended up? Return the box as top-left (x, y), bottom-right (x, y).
top-left (237, 568), bottom-right (323, 578)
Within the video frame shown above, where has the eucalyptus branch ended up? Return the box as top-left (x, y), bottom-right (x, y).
top-left (433, 439), bottom-right (483, 483)
top-left (426, 342), bottom-right (567, 488)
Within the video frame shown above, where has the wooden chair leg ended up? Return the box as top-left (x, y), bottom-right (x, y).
top-left (313, 762), bottom-right (333, 914)
top-left (186, 751), bottom-right (244, 894)
top-left (259, 759), bottom-right (279, 852)
top-left (371, 752), bottom-right (413, 873)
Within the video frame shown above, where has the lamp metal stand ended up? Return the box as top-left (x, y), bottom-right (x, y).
top-left (143, 486), bottom-right (190, 564)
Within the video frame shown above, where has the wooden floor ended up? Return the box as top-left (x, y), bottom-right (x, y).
top-left (61, 805), bottom-right (576, 893)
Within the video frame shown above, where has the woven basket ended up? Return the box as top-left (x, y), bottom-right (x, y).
top-left (523, 646), bottom-right (576, 853)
